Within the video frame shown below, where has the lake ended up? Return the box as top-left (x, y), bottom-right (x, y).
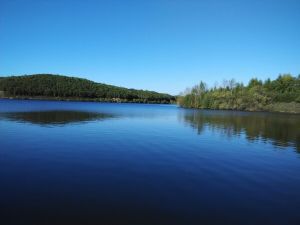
top-left (0, 99), bottom-right (299, 225)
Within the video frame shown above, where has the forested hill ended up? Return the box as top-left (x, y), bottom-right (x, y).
top-left (177, 74), bottom-right (300, 113)
top-left (0, 74), bottom-right (175, 103)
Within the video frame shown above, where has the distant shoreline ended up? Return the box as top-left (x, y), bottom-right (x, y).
top-left (1, 96), bottom-right (299, 114)
top-left (179, 103), bottom-right (300, 114)
top-left (0, 96), bottom-right (175, 105)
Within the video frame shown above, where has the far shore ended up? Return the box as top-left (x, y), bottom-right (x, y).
top-left (180, 102), bottom-right (300, 114)
top-left (1, 96), bottom-right (299, 114)
top-left (0, 96), bottom-right (175, 105)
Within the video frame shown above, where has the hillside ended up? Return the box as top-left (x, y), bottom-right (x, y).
top-left (0, 74), bottom-right (175, 103)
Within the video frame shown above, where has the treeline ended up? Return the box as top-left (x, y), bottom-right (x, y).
top-left (0, 74), bottom-right (175, 103)
top-left (177, 74), bottom-right (300, 113)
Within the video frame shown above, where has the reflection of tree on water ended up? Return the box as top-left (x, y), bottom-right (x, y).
top-left (0, 110), bottom-right (115, 126)
top-left (179, 110), bottom-right (300, 152)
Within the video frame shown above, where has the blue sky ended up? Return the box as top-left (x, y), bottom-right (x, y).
top-left (0, 0), bottom-right (299, 94)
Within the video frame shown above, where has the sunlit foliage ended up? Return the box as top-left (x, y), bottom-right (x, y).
top-left (178, 74), bottom-right (300, 112)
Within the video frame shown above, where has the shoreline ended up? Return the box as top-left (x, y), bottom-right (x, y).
top-left (1, 97), bottom-right (299, 114)
top-left (178, 102), bottom-right (300, 114)
top-left (0, 96), bottom-right (175, 105)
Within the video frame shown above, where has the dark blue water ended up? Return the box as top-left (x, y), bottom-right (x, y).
top-left (0, 99), bottom-right (299, 225)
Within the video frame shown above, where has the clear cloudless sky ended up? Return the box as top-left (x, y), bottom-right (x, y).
top-left (0, 0), bottom-right (299, 94)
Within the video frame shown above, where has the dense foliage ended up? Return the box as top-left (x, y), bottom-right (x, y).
top-left (178, 74), bottom-right (300, 112)
top-left (0, 74), bottom-right (175, 103)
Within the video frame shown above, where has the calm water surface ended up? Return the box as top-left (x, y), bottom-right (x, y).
top-left (0, 99), bottom-right (299, 225)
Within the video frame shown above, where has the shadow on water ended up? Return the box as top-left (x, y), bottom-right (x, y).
top-left (0, 110), bottom-right (116, 126)
top-left (179, 109), bottom-right (300, 152)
